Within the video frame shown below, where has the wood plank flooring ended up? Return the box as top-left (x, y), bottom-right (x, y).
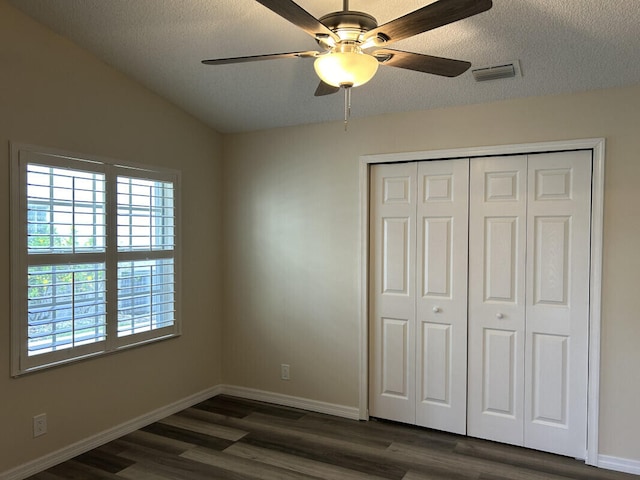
top-left (27, 395), bottom-right (637, 480)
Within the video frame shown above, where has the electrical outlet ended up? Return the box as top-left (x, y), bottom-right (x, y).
top-left (280, 364), bottom-right (290, 381)
top-left (33, 413), bottom-right (47, 437)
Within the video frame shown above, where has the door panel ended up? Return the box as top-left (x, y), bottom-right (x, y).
top-left (382, 218), bottom-right (410, 294)
top-left (381, 317), bottom-right (410, 397)
top-left (369, 163), bottom-right (417, 424)
top-left (483, 328), bottom-right (517, 416)
top-left (415, 159), bottom-right (468, 434)
top-left (420, 322), bottom-right (451, 403)
top-left (422, 217), bottom-right (452, 297)
top-left (484, 217), bottom-right (519, 302)
top-left (531, 333), bottom-right (568, 424)
top-left (533, 216), bottom-right (570, 305)
top-left (524, 151), bottom-right (591, 458)
top-left (370, 159), bottom-right (469, 433)
top-left (468, 155), bottom-right (527, 446)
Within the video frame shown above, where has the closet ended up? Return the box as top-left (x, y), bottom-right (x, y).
top-left (369, 150), bottom-right (591, 459)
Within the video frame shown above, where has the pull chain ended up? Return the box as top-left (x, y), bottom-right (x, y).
top-left (344, 86), bottom-right (352, 131)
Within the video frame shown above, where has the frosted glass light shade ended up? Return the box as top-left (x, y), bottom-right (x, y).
top-left (314, 50), bottom-right (379, 88)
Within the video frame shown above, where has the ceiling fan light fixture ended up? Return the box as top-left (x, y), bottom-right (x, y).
top-left (314, 44), bottom-right (379, 88)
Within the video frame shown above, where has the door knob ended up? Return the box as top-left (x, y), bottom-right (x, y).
top-left (496, 313), bottom-right (504, 319)
top-left (433, 307), bottom-right (441, 313)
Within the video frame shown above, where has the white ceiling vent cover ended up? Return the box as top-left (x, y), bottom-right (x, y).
top-left (472, 60), bottom-right (521, 82)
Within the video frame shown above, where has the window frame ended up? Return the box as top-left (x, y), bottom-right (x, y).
top-left (10, 143), bottom-right (181, 376)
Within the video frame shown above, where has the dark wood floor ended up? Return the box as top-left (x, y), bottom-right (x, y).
top-left (27, 395), bottom-right (636, 480)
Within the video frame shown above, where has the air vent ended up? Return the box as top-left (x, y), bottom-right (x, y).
top-left (472, 61), bottom-right (521, 82)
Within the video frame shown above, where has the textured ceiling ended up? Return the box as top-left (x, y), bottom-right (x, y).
top-left (9, 0), bottom-right (640, 133)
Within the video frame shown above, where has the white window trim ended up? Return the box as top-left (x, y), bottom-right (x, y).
top-left (10, 143), bottom-right (182, 376)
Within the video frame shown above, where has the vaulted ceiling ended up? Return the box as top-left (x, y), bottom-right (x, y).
top-left (9, 0), bottom-right (640, 133)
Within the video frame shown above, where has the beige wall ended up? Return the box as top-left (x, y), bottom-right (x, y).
top-left (222, 84), bottom-right (640, 462)
top-left (0, 1), bottom-right (223, 473)
top-left (3, 0), bottom-right (640, 472)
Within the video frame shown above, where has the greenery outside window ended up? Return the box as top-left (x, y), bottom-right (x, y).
top-left (11, 144), bottom-right (180, 375)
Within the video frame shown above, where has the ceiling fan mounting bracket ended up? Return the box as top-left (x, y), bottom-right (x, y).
top-left (373, 52), bottom-right (394, 63)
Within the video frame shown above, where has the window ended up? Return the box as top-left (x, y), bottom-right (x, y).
top-left (11, 144), bottom-right (180, 375)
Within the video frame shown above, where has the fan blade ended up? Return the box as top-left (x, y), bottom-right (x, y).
top-left (202, 51), bottom-right (318, 65)
top-left (314, 81), bottom-right (341, 96)
top-left (255, 0), bottom-right (339, 41)
top-left (373, 48), bottom-right (470, 77)
top-left (363, 0), bottom-right (492, 45)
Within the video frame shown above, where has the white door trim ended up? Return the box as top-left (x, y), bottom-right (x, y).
top-left (358, 138), bottom-right (605, 466)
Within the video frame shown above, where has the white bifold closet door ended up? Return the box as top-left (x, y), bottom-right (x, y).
top-left (467, 151), bottom-right (591, 459)
top-left (369, 159), bottom-right (469, 434)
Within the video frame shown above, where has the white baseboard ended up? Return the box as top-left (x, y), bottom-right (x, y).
top-left (1, 385), bottom-right (222, 480)
top-left (598, 455), bottom-right (640, 475)
top-left (218, 384), bottom-right (361, 420)
top-left (1, 385), bottom-right (358, 480)
top-left (6, 385), bottom-right (634, 479)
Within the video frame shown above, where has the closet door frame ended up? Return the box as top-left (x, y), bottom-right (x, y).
top-left (358, 138), bottom-right (605, 466)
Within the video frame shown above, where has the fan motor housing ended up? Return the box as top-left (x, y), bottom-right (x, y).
top-left (319, 11), bottom-right (378, 42)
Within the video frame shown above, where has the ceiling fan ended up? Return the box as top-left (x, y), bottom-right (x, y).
top-left (202, 0), bottom-right (492, 125)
